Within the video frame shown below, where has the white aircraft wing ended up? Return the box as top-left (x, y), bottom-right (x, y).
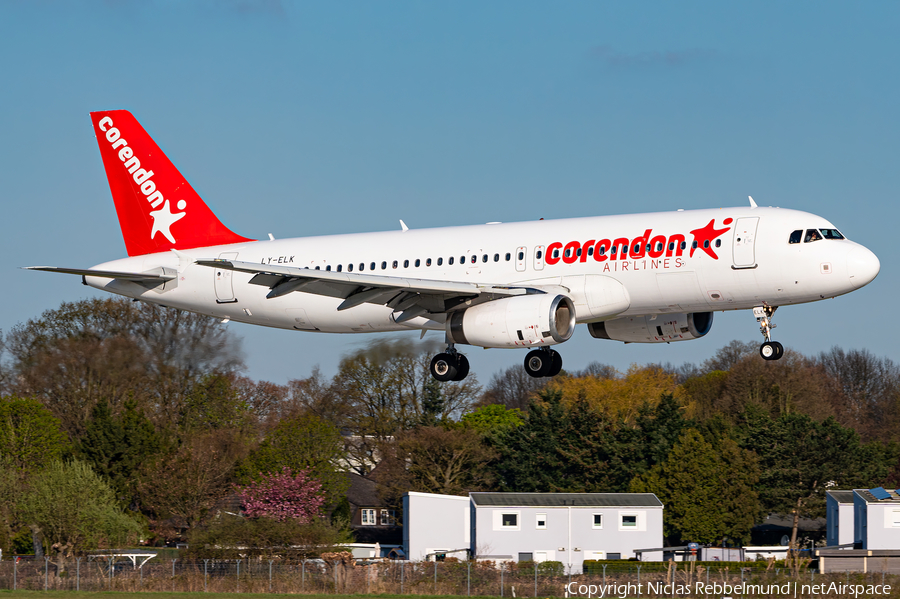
top-left (196, 258), bottom-right (532, 322)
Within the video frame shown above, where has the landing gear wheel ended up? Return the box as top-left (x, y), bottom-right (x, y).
top-left (451, 354), bottom-right (470, 381)
top-left (430, 353), bottom-right (458, 382)
top-left (760, 341), bottom-right (784, 361)
top-left (546, 350), bottom-right (563, 377)
top-left (524, 349), bottom-right (553, 378)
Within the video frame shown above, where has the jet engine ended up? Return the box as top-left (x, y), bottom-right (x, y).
top-left (446, 294), bottom-right (576, 348)
top-left (587, 312), bottom-right (713, 343)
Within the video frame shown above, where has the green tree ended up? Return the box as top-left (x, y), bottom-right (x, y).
top-left (734, 407), bottom-right (892, 551)
top-left (492, 389), bottom-right (572, 492)
top-left (18, 460), bottom-right (143, 569)
top-left (78, 400), bottom-right (163, 503)
top-left (460, 404), bottom-right (524, 436)
top-left (0, 395), bottom-right (70, 473)
top-left (238, 411), bottom-right (348, 503)
top-left (630, 428), bottom-right (760, 545)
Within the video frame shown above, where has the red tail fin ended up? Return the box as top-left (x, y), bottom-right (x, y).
top-left (90, 110), bottom-right (253, 256)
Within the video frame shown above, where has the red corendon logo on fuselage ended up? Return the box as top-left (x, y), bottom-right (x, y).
top-left (545, 218), bottom-right (733, 265)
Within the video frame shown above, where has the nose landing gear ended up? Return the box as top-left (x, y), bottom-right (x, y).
top-left (754, 305), bottom-right (784, 361)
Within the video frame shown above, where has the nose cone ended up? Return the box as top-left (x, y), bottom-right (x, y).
top-left (848, 246), bottom-right (880, 289)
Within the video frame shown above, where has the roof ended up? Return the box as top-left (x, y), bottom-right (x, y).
top-left (346, 473), bottom-right (381, 507)
top-left (855, 488), bottom-right (900, 504)
top-left (469, 492), bottom-right (662, 508)
top-left (826, 490), bottom-right (855, 504)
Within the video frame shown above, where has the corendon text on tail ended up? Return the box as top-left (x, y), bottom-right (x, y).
top-left (27, 110), bottom-right (880, 382)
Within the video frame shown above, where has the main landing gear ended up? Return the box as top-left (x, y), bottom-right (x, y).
top-left (754, 305), bottom-right (784, 361)
top-left (430, 346), bottom-right (470, 382)
top-left (524, 348), bottom-right (563, 378)
top-left (428, 344), bottom-right (564, 382)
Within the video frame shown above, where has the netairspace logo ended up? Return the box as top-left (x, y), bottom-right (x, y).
top-left (97, 116), bottom-right (186, 244)
top-left (564, 580), bottom-right (893, 598)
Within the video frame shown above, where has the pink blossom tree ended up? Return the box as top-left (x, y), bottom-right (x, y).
top-left (238, 467), bottom-right (325, 523)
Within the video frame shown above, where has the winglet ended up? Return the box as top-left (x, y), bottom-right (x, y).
top-left (400, 220), bottom-right (409, 232)
top-left (748, 196), bottom-right (758, 208)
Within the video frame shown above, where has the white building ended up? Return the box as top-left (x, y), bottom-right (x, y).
top-left (825, 490), bottom-right (855, 546)
top-left (853, 488), bottom-right (900, 550)
top-left (401, 491), bottom-right (663, 573)
top-left (403, 491), bottom-right (471, 561)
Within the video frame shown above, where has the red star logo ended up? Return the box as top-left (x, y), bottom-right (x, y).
top-left (689, 218), bottom-right (733, 259)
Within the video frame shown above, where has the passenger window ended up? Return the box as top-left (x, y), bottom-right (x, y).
top-left (482, 254), bottom-right (488, 263)
top-left (359, 263), bottom-right (365, 271)
top-left (381, 261), bottom-right (387, 270)
top-left (576, 248), bottom-right (582, 257)
top-left (415, 259), bottom-right (420, 267)
top-left (348, 264), bottom-right (353, 272)
top-left (588, 246), bottom-right (594, 256)
top-left (715, 240), bottom-right (721, 248)
top-left (471, 255), bottom-right (477, 264)
top-left (437, 257), bottom-right (443, 266)
top-left (611, 246), bottom-right (617, 256)
top-left (703, 240), bottom-right (710, 248)
top-left (505, 253), bottom-right (511, 261)
top-left (426, 258), bottom-right (432, 266)
top-left (404, 260), bottom-right (409, 268)
top-left (535, 251), bottom-right (541, 260)
top-left (326, 265), bottom-right (331, 271)
top-left (668, 242), bottom-right (674, 251)
top-left (564, 248), bottom-right (571, 258)
top-left (449, 257), bottom-right (455, 265)
top-left (691, 241), bottom-right (698, 249)
top-left (393, 260), bottom-right (398, 269)
top-left (337, 264), bottom-right (343, 272)
top-left (315, 266), bottom-right (320, 270)
top-left (789, 230), bottom-right (802, 244)
top-left (552, 249), bottom-right (560, 259)
top-left (460, 255), bottom-right (465, 264)
top-left (821, 229), bottom-right (844, 240)
top-left (633, 244), bottom-right (640, 253)
top-left (804, 229), bottom-right (822, 243)
top-left (680, 242), bottom-right (686, 250)
top-left (370, 262), bottom-right (376, 270)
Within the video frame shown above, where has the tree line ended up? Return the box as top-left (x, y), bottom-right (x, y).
top-left (0, 298), bottom-right (898, 564)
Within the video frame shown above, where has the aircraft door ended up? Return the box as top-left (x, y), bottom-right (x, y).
top-left (515, 247), bottom-right (527, 272)
top-left (732, 217), bottom-right (759, 268)
top-left (215, 252), bottom-right (238, 303)
top-left (533, 245), bottom-right (545, 271)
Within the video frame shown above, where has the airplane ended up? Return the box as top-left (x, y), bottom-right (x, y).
top-left (27, 110), bottom-right (881, 382)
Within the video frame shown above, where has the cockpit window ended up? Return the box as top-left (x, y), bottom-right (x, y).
top-left (820, 229), bottom-right (845, 240)
top-left (804, 229), bottom-right (822, 243)
top-left (789, 230), bottom-right (802, 244)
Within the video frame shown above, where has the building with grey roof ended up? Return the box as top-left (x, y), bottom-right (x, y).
top-left (854, 487), bottom-right (900, 550)
top-left (826, 490), bottom-right (855, 546)
top-left (401, 492), bottom-right (664, 572)
top-left (464, 492), bottom-right (663, 573)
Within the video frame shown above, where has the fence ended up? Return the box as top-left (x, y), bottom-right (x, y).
top-left (1, 558), bottom-right (899, 597)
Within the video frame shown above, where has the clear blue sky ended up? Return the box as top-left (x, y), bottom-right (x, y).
top-left (2, 1), bottom-right (897, 385)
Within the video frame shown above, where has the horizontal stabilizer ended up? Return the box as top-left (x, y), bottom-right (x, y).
top-left (23, 266), bottom-right (176, 283)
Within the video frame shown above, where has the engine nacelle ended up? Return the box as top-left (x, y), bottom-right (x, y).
top-left (446, 294), bottom-right (576, 348)
top-left (587, 312), bottom-right (713, 343)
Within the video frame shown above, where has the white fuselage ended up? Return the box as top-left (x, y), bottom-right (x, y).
top-left (84, 206), bottom-right (879, 340)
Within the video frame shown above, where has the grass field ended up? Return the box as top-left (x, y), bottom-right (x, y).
top-left (0, 593), bottom-right (503, 599)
